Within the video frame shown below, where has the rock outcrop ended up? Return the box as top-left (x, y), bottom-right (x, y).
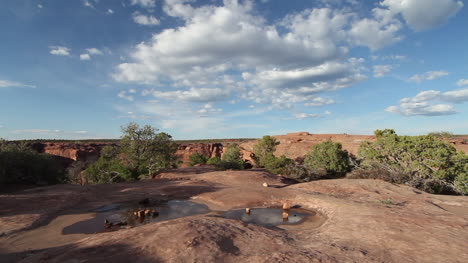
top-left (29, 134), bottom-right (467, 168)
top-left (176, 143), bottom-right (224, 165)
top-left (240, 132), bottom-right (375, 160)
top-left (31, 142), bottom-right (114, 163)
top-left (447, 137), bottom-right (468, 153)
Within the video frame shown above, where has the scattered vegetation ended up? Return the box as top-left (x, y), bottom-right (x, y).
top-left (216, 144), bottom-right (246, 170)
top-left (3, 126), bottom-right (467, 195)
top-left (206, 156), bottom-right (222, 166)
top-left (427, 131), bottom-right (454, 138)
top-left (253, 136), bottom-right (293, 174)
top-left (83, 145), bottom-right (131, 184)
top-left (377, 198), bottom-right (395, 205)
top-left (350, 129), bottom-right (468, 195)
top-left (280, 141), bottom-right (351, 182)
top-left (175, 138), bottom-right (257, 144)
top-left (304, 141), bottom-right (351, 177)
top-left (66, 160), bottom-right (88, 185)
top-left (83, 123), bottom-right (179, 184)
top-left (281, 164), bottom-right (324, 182)
top-left (261, 154), bottom-right (294, 174)
top-left (253, 135), bottom-right (280, 167)
top-left (0, 139), bottom-right (67, 185)
top-left (189, 152), bottom-right (209, 166)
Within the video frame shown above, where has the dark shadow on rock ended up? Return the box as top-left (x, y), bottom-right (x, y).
top-left (157, 166), bottom-right (219, 177)
top-left (0, 180), bottom-right (219, 237)
top-left (1, 243), bottom-right (162, 263)
top-left (216, 236), bottom-right (240, 255)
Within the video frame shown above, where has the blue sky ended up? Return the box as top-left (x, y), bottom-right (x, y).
top-left (1, 0), bottom-right (467, 140)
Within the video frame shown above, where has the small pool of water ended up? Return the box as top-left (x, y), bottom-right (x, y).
top-left (62, 200), bottom-right (210, 235)
top-left (222, 208), bottom-right (313, 226)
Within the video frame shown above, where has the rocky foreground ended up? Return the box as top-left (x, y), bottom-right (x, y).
top-left (1, 167), bottom-right (467, 262)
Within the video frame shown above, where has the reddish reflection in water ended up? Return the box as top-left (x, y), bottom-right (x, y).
top-left (62, 200), bottom-right (210, 235)
top-left (223, 208), bottom-right (314, 226)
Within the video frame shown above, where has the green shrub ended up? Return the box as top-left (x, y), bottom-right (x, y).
top-left (83, 123), bottom-right (179, 184)
top-left (189, 152), bottom-right (208, 166)
top-left (262, 153), bottom-right (294, 174)
top-left (252, 135), bottom-right (294, 174)
top-left (357, 129), bottom-right (468, 195)
top-left (119, 122), bottom-right (179, 179)
top-left (83, 144), bottom-right (132, 184)
top-left (452, 153), bottom-right (468, 195)
top-left (207, 156), bottom-right (221, 166)
top-left (253, 135), bottom-right (280, 167)
top-left (84, 158), bottom-right (132, 184)
top-left (346, 168), bottom-right (410, 184)
top-left (428, 131), bottom-right (454, 138)
top-left (218, 144), bottom-right (245, 170)
top-left (454, 173), bottom-right (468, 195)
top-left (67, 161), bottom-right (88, 185)
top-left (304, 141), bottom-right (351, 177)
top-left (282, 164), bottom-right (328, 182)
top-left (0, 140), bottom-right (67, 185)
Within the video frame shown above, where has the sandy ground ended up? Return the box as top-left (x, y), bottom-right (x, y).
top-left (1, 167), bottom-right (467, 262)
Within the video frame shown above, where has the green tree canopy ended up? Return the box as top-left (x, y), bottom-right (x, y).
top-left (304, 141), bottom-right (351, 176)
top-left (253, 135), bottom-right (280, 167)
top-left (84, 123), bottom-right (179, 183)
top-left (219, 144), bottom-right (245, 170)
top-left (120, 122), bottom-right (178, 179)
top-left (358, 130), bottom-right (468, 194)
top-left (0, 138), bottom-right (67, 185)
top-left (189, 152), bottom-right (208, 166)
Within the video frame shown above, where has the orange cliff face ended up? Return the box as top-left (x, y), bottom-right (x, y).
top-left (447, 137), bottom-right (468, 153)
top-left (240, 133), bottom-right (467, 160)
top-left (31, 134), bottom-right (467, 168)
top-left (176, 143), bottom-right (224, 166)
top-left (240, 132), bottom-right (376, 160)
top-left (31, 142), bottom-right (115, 163)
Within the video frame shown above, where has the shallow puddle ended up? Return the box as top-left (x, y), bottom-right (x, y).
top-left (62, 200), bottom-right (210, 234)
top-left (222, 208), bottom-right (314, 226)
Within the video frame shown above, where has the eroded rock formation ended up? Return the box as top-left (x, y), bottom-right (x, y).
top-left (30, 142), bottom-right (114, 163)
top-left (29, 134), bottom-right (467, 168)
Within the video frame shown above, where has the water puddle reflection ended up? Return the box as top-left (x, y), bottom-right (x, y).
top-left (222, 208), bottom-right (313, 226)
top-left (62, 200), bottom-right (210, 234)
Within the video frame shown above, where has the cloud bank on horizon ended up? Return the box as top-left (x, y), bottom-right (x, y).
top-left (0, 0), bottom-right (467, 139)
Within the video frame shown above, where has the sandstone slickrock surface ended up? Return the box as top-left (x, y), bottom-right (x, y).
top-left (1, 167), bottom-right (467, 263)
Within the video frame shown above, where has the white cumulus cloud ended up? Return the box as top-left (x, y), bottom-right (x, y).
top-left (132, 12), bottom-right (160, 26)
top-left (150, 88), bottom-right (231, 103)
top-left (0, 79), bottom-right (36, 88)
top-left (381, 0), bottom-right (463, 31)
top-left (118, 90), bottom-right (135, 101)
top-left (80, 53), bottom-right (91, 61)
top-left (373, 65), bottom-right (392, 78)
top-left (294, 113), bottom-right (321, 120)
top-left (386, 88), bottom-right (468, 116)
top-left (130, 0), bottom-right (156, 8)
top-left (49, 46), bottom-right (71, 56)
top-left (79, 48), bottom-right (103, 61)
top-left (304, 97), bottom-right (336, 107)
top-left (457, 79), bottom-right (468, 87)
top-left (83, 0), bottom-right (95, 8)
top-left (409, 71), bottom-right (449, 83)
top-left (114, 1), bottom-right (377, 110)
top-left (112, 0), bottom-right (464, 124)
top-left (86, 48), bottom-right (103, 55)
